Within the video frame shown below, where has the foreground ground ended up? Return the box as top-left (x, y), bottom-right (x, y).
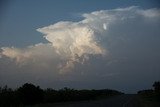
top-left (26, 94), bottom-right (160, 107)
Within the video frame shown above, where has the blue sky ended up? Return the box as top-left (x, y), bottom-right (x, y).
top-left (0, 0), bottom-right (160, 93)
top-left (0, 0), bottom-right (160, 47)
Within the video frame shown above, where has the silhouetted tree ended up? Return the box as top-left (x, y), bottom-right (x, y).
top-left (44, 88), bottom-right (58, 103)
top-left (0, 85), bottom-right (18, 107)
top-left (17, 83), bottom-right (44, 105)
top-left (153, 81), bottom-right (160, 92)
top-left (153, 81), bottom-right (160, 101)
top-left (137, 89), bottom-right (153, 95)
top-left (0, 83), bottom-right (123, 106)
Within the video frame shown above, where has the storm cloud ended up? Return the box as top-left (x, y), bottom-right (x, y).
top-left (0, 6), bottom-right (160, 92)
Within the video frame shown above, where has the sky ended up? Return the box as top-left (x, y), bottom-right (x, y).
top-left (0, 0), bottom-right (160, 93)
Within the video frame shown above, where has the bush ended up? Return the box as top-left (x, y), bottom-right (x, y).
top-left (17, 83), bottom-right (44, 105)
top-left (0, 83), bottom-right (122, 106)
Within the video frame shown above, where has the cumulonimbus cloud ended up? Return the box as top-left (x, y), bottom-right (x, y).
top-left (1, 6), bottom-right (160, 73)
top-left (37, 21), bottom-right (106, 72)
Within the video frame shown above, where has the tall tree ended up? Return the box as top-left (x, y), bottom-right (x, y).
top-left (17, 83), bottom-right (44, 105)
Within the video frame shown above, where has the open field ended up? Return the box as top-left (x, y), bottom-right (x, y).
top-left (26, 94), bottom-right (143, 107)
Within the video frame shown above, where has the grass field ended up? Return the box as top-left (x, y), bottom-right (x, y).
top-left (138, 93), bottom-right (160, 107)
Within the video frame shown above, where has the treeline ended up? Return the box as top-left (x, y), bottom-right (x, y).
top-left (0, 83), bottom-right (123, 107)
top-left (137, 81), bottom-right (160, 101)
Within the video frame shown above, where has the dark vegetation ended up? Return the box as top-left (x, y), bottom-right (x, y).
top-left (137, 81), bottom-right (160, 106)
top-left (0, 83), bottom-right (123, 107)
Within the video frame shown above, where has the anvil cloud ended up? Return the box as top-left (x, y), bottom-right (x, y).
top-left (1, 6), bottom-right (160, 73)
top-left (0, 6), bottom-right (160, 91)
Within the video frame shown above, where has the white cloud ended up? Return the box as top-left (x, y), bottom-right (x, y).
top-left (137, 8), bottom-right (160, 18)
top-left (1, 43), bottom-right (60, 67)
top-left (37, 21), bottom-right (106, 73)
top-left (1, 6), bottom-right (160, 74)
top-left (37, 22), bottom-right (105, 57)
